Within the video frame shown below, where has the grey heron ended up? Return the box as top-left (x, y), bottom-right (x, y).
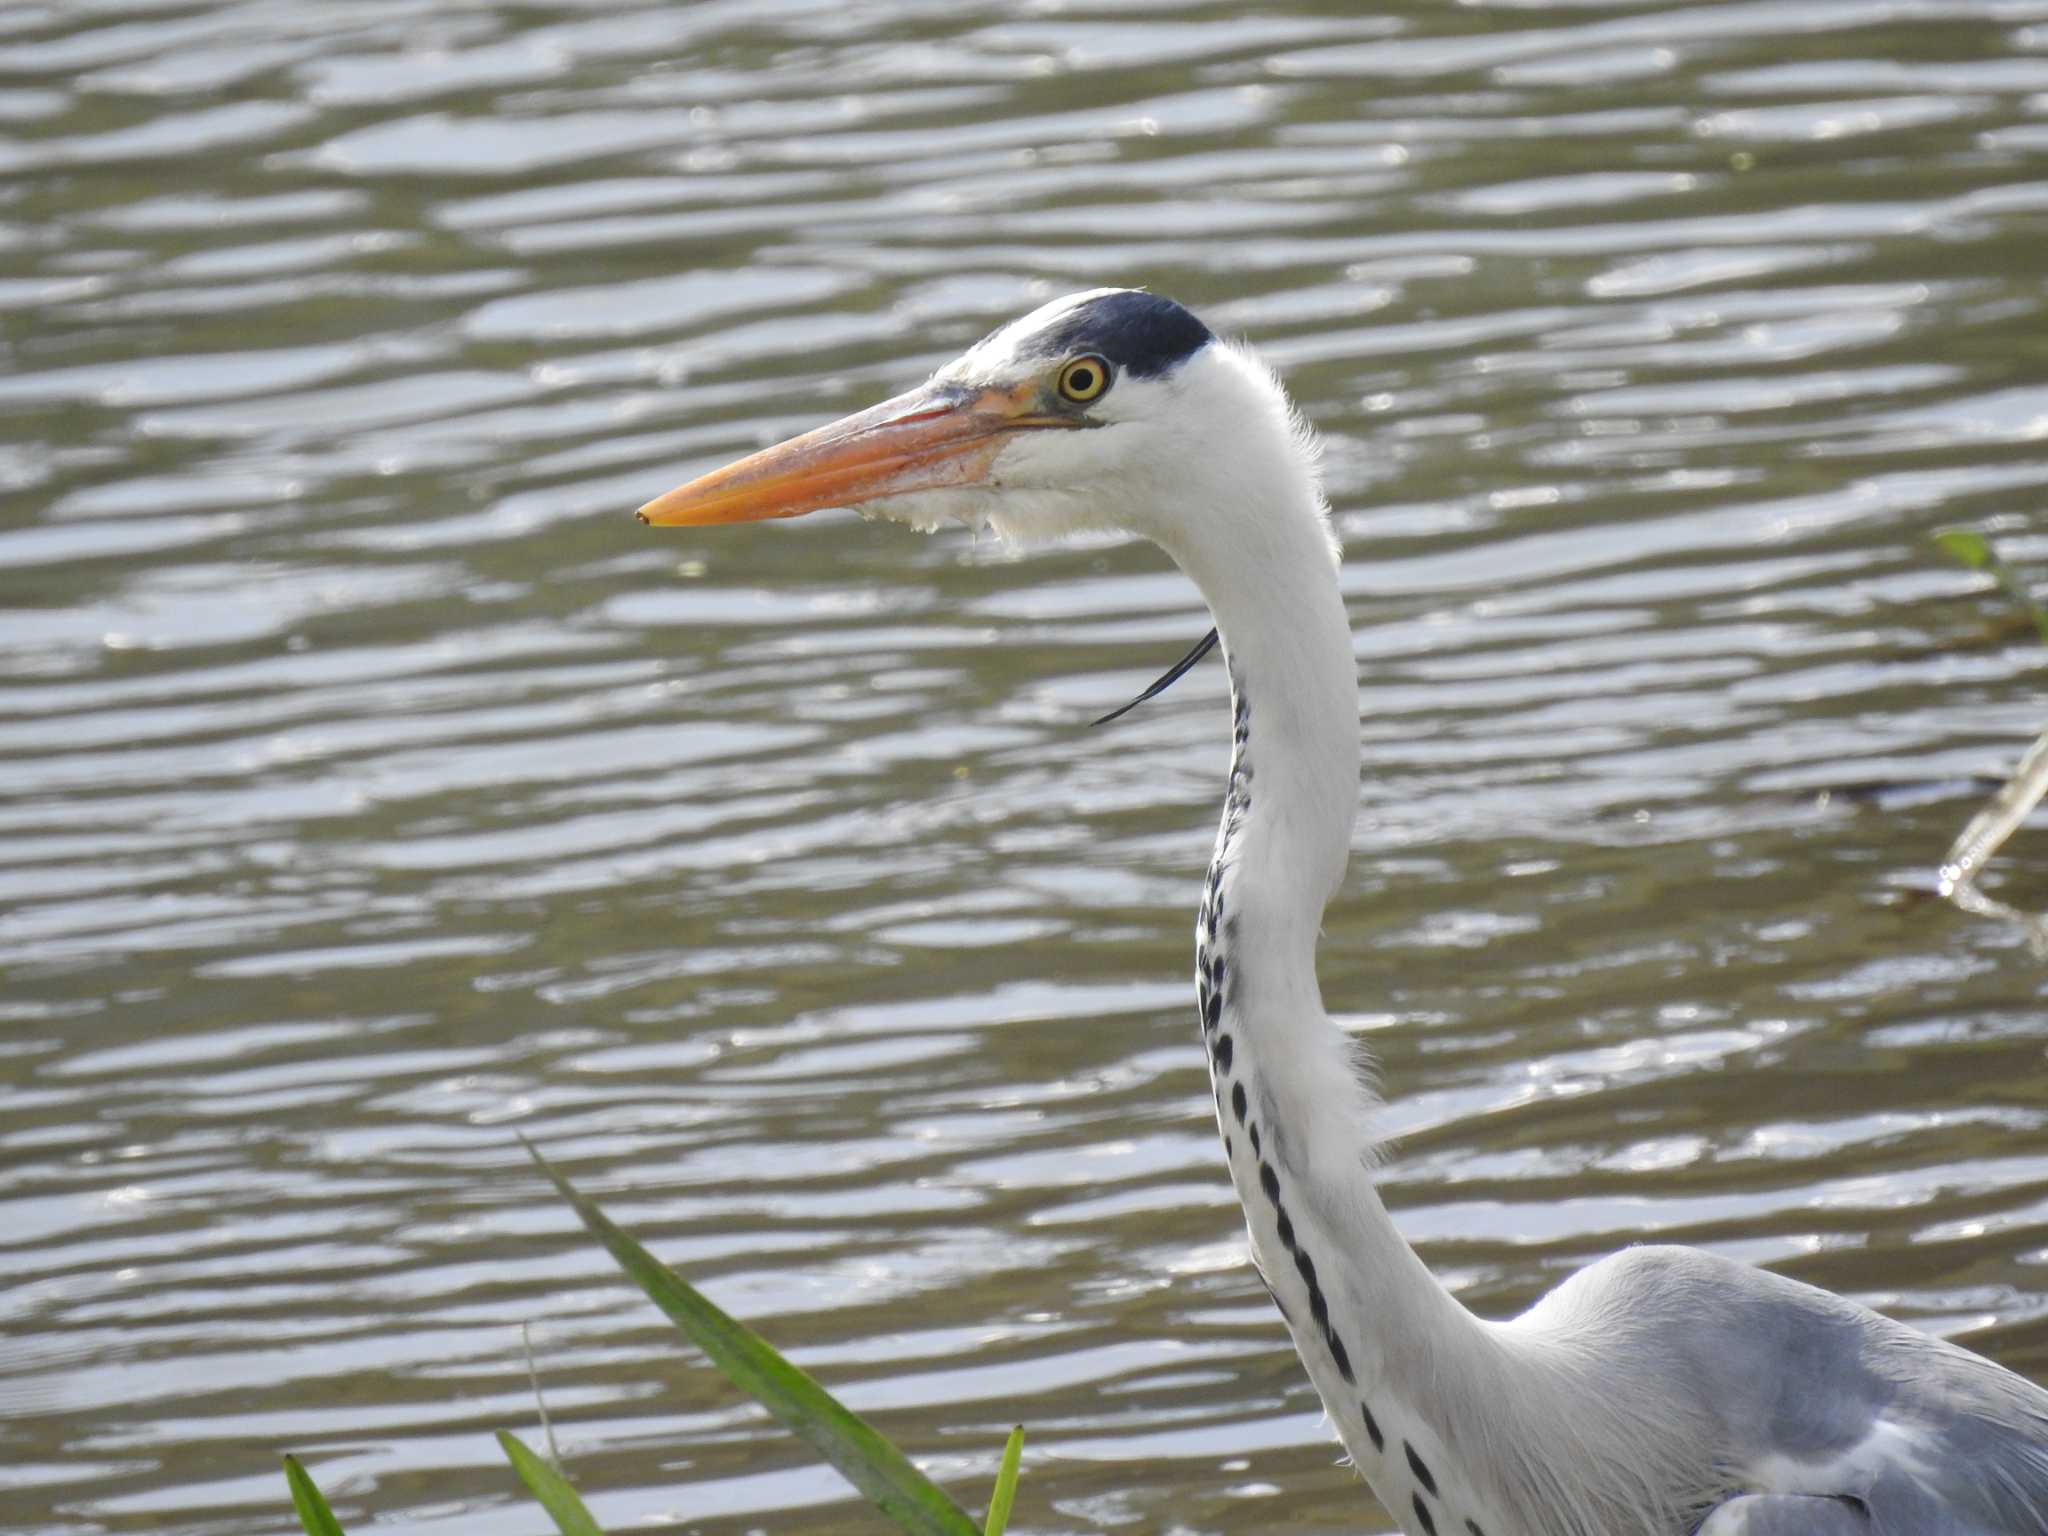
top-left (637, 289), bottom-right (2048, 1535)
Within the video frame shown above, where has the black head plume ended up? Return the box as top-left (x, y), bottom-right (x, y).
top-left (1091, 628), bottom-right (1221, 727)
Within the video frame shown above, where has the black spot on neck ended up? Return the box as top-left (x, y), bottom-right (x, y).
top-left (1405, 1443), bottom-right (1438, 1497)
top-left (1327, 1327), bottom-right (1353, 1381)
top-left (1024, 290), bottom-right (1212, 379)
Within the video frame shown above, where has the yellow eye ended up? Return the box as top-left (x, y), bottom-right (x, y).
top-left (1057, 355), bottom-right (1112, 403)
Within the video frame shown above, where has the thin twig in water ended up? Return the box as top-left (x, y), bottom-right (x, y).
top-left (522, 1322), bottom-right (563, 1467)
top-left (1938, 722), bottom-right (2048, 955)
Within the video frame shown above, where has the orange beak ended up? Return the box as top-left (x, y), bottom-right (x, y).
top-left (636, 380), bottom-right (1086, 527)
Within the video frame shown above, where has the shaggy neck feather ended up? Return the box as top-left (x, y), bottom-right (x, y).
top-left (1148, 348), bottom-right (1553, 1535)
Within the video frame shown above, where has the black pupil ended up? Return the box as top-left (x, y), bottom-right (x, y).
top-left (1068, 366), bottom-right (1096, 394)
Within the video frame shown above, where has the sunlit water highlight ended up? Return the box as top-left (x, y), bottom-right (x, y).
top-left (3, 3), bottom-right (2047, 1533)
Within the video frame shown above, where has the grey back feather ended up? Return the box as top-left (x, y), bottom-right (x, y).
top-left (1494, 1244), bottom-right (2048, 1535)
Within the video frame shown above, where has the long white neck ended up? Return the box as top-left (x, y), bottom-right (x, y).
top-left (1142, 345), bottom-right (1528, 1536)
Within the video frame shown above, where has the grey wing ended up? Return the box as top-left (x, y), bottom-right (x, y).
top-left (1526, 1246), bottom-right (2048, 1535)
top-left (1713, 1264), bottom-right (2048, 1534)
top-left (1849, 1329), bottom-right (2048, 1535)
top-left (1695, 1494), bottom-right (1868, 1534)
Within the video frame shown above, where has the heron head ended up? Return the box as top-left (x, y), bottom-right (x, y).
top-left (636, 289), bottom-right (1302, 549)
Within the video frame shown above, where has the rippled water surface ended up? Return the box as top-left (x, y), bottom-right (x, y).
top-left (5, 3), bottom-right (2048, 1532)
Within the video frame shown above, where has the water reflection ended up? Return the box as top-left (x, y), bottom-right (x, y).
top-left (3, 1), bottom-right (2047, 1533)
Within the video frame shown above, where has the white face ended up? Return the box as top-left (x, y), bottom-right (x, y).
top-left (854, 291), bottom-right (1216, 544)
top-left (634, 289), bottom-right (1281, 552)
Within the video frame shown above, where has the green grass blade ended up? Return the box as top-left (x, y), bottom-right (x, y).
top-left (1934, 528), bottom-right (2048, 643)
top-left (1934, 528), bottom-right (1993, 570)
top-left (282, 1455), bottom-right (347, 1536)
top-left (498, 1430), bottom-right (606, 1536)
top-left (523, 1140), bottom-right (979, 1536)
top-left (983, 1426), bottom-right (1024, 1536)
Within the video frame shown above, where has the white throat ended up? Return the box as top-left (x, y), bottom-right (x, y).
top-left (1142, 344), bottom-right (1360, 945)
top-left (1137, 345), bottom-right (1530, 1536)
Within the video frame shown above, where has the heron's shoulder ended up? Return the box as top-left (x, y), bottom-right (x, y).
top-left (1515, 1244), bottom-right (1902, 1381)
top-left (1527, 1243), bottom-right (1798, 1323)
top-left (1528, 1244), bottom-right (1966, 1362)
